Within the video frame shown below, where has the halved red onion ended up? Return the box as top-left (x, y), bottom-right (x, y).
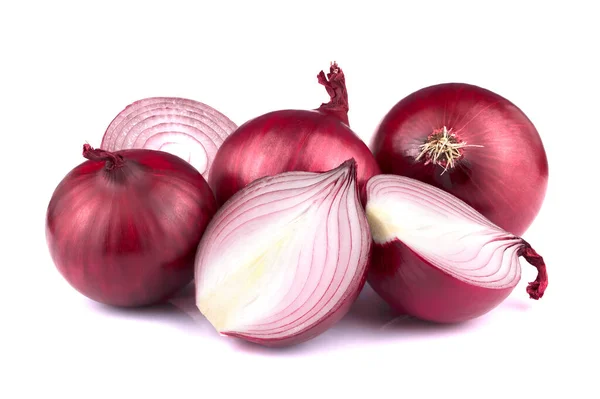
top-left (101, 97), bottom-right (237, 182)
top-left (365, 175), bottom-right (548, 323)
top-left (194, 160), bottom-right (371, 346)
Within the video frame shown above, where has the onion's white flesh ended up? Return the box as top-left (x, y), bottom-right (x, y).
top-left (367, 175), bottom-right (522, 288)
top-left (194, 160), bottom-right (371, 346)
top-left (101, 97), bottom-right (237, 182)
top-left (365, 175), bottom-right (548, 323)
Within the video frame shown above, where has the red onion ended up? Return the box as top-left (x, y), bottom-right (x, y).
top-left (365, 174), bottom-right (548, 323)
top-left (209, 62), bottom-right (380, 206)
top-left (195, 160), bottom-right (371, 346)
top-left (370, 83), bottom-right (548, 235)
top-left (46, 144), bottom-right (217, 307)
top-left (101, 97), bottom-right (237, 183)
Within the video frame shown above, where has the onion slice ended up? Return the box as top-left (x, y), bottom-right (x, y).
top-left (365, 175), bottom-right (548, 323)
top-left (100, 97), bottom-right (237, 182)
top-left (194, 160), bottom-right (371, 346)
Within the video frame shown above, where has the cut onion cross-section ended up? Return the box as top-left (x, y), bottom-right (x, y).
top-left (365, 174), bottom-right (548, 323)
top-left (101, 97), bottom-right (237, 183)
top-left (194, 160), bottom-right (371, 346)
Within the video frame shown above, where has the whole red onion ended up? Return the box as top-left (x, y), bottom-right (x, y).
top-left (370, 83), bottom-right (548, 235)
top-left (209, 62), bottom-right (380, 206)
top-left (46, 144), bottom-right (217, 307)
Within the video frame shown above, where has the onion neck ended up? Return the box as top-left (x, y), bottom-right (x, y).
top-left (82, 143), bottom-right (125, 170)
top-left (316, 62), bottom-right (350, 125)
top-left (415, 126), bottom-right (479, 173)
top-left (519, 244), bottom-right (548, 300)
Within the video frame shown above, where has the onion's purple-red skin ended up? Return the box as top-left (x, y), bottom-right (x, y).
top-left (46, 146), bottom-right (217, 307)
top-left (210, 110), bottom-right (380, 206)
top-left (369, 241), bottom-right (514, 323)
top-left (209, 63), bottom-right (381, 206)
top-left (371, 83), bottom-right (548, 235)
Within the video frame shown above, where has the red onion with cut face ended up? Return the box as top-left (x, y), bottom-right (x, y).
top-left (46, 144), bottom-right (217, 307)
top-left (365, 174), bottom-right (548, 323)
top-left (195, 160), bottom-right (371, 347)
top-left (209, 62), bottom-right (380, 206)
top-left (370, 83), bottom-right (548, 235)
top-left (101, 97), bottom-right (237, 185)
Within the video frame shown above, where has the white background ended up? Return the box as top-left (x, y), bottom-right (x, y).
top-left (2, 1), bottom-right (598, 398)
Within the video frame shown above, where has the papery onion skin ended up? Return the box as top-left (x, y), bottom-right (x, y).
top-left (209, 63), bottom-right (380, 206)
top-left (46, 145), bottom-right (217, 307)
top-left (371, 83), bottom-right (548, 235)
top-left (100, 97), bottom-right (237, 184)
top-left (195, 160), bottom-right (371, 347)
top-left (366, 175), bottom-right (548, 323)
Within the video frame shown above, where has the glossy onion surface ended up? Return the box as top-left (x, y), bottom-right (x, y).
top-left (46, 145), bottom-right (217, 307)
top-left (371, 83), bottom-right (548, 235)
top-left (209, 63), bottom-right (380, 206)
